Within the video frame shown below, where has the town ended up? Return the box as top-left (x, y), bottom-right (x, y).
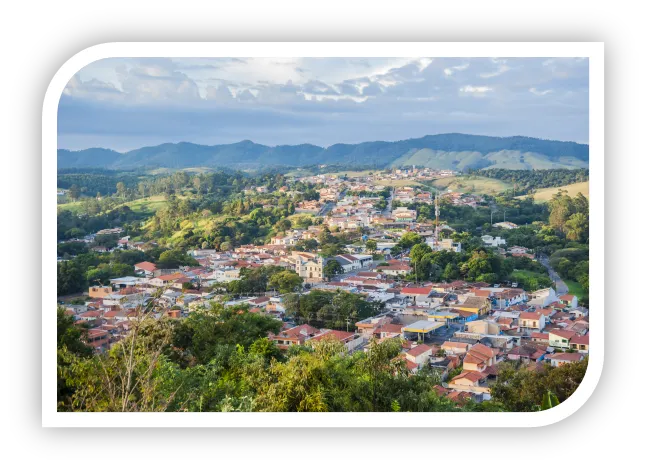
top-left (57, 166), bottom-right (590, 411)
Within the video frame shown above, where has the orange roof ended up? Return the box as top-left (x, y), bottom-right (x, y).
top-left (407, 344), bottom-right (431, 357)
top-left (401, 286), bottom-right (433, 295)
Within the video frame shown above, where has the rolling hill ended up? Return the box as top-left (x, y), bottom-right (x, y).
top-left (520, 181), bottom-right (590, 203)
top-left (58, 133), bottom-right (589, 172)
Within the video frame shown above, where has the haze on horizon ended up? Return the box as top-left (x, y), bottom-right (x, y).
top-left (58, 57), bottom-right (589, 152)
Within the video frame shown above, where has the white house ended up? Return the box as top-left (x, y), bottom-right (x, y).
top-left (481, 235), bottom-right (506, 247)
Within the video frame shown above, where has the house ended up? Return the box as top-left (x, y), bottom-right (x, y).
top-left (462, 343), bottom-right (497, 373)
top-left (247, 296), bottom-right (271, 308)
top-left (149, 272), bottom-right (185, 288)
top-left (490, 288), bottom-right (527, 309)
top-left (88, 285), bottom-right (113, 299)
top-left (519, 311), bottom-right (546, 334)
top-left (448, 371), bottom-right (491, 397)
top-left (454, 296), bottom-right (490, 316)
top-left (530, 332), bottom-right (550, 345)
top-left (481, 235), bottom-right (506, 247)
top-left (134, 261), bottom-right (157, 277)
top-left (528, 287), bottom-right (560, 308)
top-left (308, 330), bottom-right (364, 352)
top-left (570, 334), bottom-right (589, 353)
top-left (373, 323), bottom-right (403, 339)
top-left (546, 352), bottom-right (585, 367)
top-left (507, 344), bottom-right (547, 363)
top-left (549, 329), bottom-right (578, 349)
top-left (86, 328), bottom-right (111, 351)
top-left (427, 237), bottom-right (462, 253)
top-left (405, 344), bottom-right (433, 365)
top-left (493, 222), bottom-right (518, 229)
top-left (441, 341), bottom-right (471, 355)
top-left (377, 262), bottom-right (411, 276)
top-left (270, 324), bottom-right (320, 350)
top-left (400, 286), bottom-right (433, 305)
top-left (559, 294), bottom-right (579, 309)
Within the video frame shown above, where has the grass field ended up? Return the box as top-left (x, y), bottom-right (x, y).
top-left (374, 179), bottom-right (422, 187)
top-left (564, 279), bottom-right (586, 298)
top-left (118, 195), bottom-right (169, 213)
top-left (57, 200), bottom-right (85, 213)
top-left (523, 181), bottom-right (590, 203)
top-left (429, 175), bottom-right (512, 195)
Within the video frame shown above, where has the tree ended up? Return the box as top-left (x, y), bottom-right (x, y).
top-left (398, 231), bottom-right (423, 250)
top-left (116, 182), bottom-right (126, 198)
top-left (323, 259), bottom-right (344, 279)
top-left (564, 212), bottom-right (589, 242)
top-left (192, 176), bottom-right (202, 194)
top-left (540, 391), bottom-right (560, 410)
top-left (365, 239), bottom-right (377, 253)
top-left (57, 307), bottom-right (92, 358)
top-left (68, 184), bottom-right (80, 201)
top-left (318, 227), bottom-right (334, 245)
top-left (57, 260), bottom-right (85, 296)
top-left (268, 270), bottom-right (303, 294)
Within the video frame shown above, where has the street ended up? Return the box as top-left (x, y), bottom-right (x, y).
top-left (538, 254), bottom-right (569, 295)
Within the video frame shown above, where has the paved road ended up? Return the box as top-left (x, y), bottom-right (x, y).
top-left (538, 254), bottom-right (569, 295)
top-left (382, 189), bottom-right (393, 217)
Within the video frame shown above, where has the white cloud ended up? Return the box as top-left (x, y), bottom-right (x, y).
top-left (459, 85), bottom-right (493, 96)
top-left (444, 63), bottom-right (470, 76)
top-left (480, 64), bottom-right (510, 78)
top-left (529, 87), bottom-right (553, 96)
top-left (59, 57), bottom-right (589, 149)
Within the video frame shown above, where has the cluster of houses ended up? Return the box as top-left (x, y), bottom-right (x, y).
top-left (58, 168), bottom-right (589, 408)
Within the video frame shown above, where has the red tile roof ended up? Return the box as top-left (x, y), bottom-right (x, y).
top-left (407, 344), bottom-right (431, 357)
top-left (134, 261), bottom-right (157, 272)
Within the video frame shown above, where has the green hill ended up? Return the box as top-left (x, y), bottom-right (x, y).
top-left (58, 133), bottom-right (589, 172)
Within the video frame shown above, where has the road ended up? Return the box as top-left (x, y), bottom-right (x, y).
top-left (382, 189), bottom-right (394, 217)
top-left (538, 254), bottom-right (569, 295)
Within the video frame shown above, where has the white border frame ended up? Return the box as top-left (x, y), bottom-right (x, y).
top-left (43, 42), bottom-right (604, 427)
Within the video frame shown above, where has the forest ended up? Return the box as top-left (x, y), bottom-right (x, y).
top-left (472, 168), bottom-right (589, 196)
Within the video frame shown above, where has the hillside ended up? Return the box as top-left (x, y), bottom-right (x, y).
top-left (522, 181), bottom-right (590, 203)
top-left (428, 175), bottom-right (512, 195)
top-left (58, 133), bottom-right (589, 172)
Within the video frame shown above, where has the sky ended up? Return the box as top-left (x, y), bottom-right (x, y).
top-left (58, 57), bottom-right (589, 151)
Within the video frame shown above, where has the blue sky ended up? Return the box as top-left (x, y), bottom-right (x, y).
top-left (58, 57), bottom-right (589, 151)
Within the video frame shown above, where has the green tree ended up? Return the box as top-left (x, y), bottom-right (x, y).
top-left (365, 239), bottom-right (378, 253)
top-left (68, 184), bottom-right (80, 201)
top-left (323, 259), bottom-right (344, 279)
top-left (268, 270), bottom-right (303, 294)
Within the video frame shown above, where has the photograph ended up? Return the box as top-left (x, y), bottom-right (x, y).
top-left (51, 49), bottom-right (595, 420)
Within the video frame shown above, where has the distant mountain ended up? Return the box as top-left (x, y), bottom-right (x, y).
top-left (57, 133), bottom-right (589, 171)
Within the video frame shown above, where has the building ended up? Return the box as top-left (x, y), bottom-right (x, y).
top-left (545, 352), bottom-right (585, 367)
top-left (88, 285), bottom-right (113, 299)
top-left (549, 329), bottom-right (578, 349)
top-left (519, 311), bottom-right (546, 334)
top-left (427, 237), bottom-right (462, 253)
top-left (270, 324), bottom-right (320, 350)
top-left (454, 296), bottom-right (491, 316)
top-left (287, 251), bottom-right (325, 283)
top-left (134, 261), bottom-right (157, 278)
top-left (492, 222), bottom-right (518, 229)
top-left (481, 235), bottom-right (506, 247)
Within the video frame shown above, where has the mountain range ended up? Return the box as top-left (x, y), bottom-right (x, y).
top-left (57, 133), bottom-right (589, 172)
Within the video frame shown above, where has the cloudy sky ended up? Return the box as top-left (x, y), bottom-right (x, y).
top-left (58, 57), bottom-right (589, 151)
